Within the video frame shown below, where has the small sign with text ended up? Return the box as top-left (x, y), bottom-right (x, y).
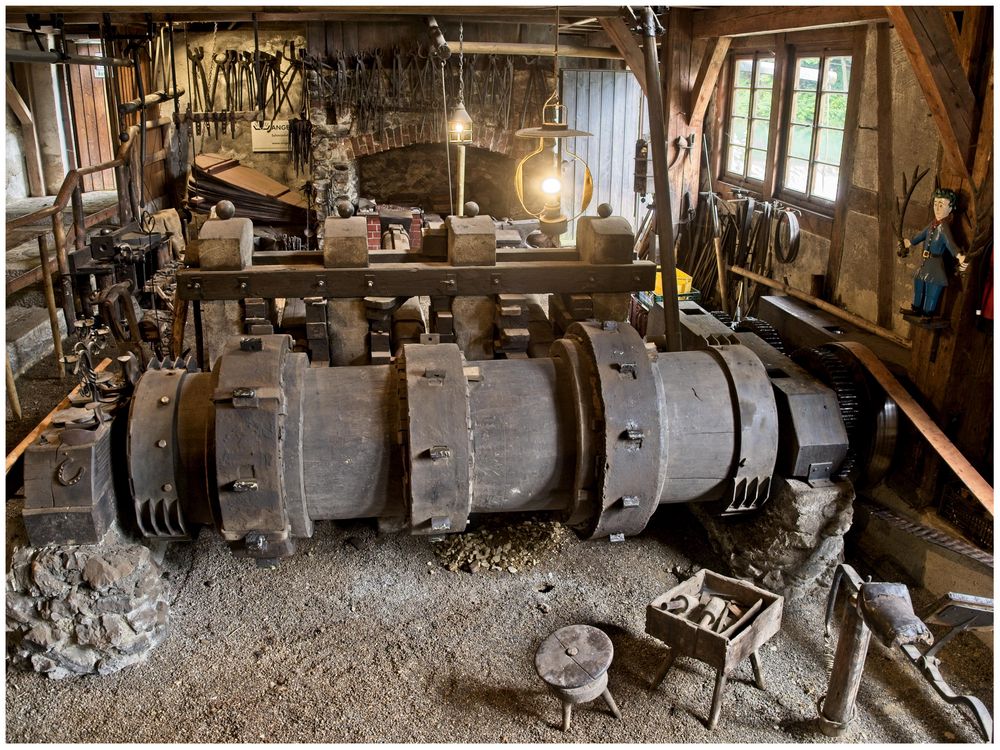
top-left (251, 120), bottom-right (291, 152)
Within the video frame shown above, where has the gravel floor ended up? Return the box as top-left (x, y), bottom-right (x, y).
top-left (4, 500), bottom-right (992, 744)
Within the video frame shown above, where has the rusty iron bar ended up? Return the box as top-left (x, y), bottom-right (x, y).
top-left (640, 7), bottom-right (681, 352)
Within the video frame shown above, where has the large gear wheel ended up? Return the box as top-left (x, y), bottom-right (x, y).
top-left (709, 310), bottom-right (734, 328)
top-left (792, 344), bottom-right (897, 487)
top-left (735, 317), bottom-right (787, 354)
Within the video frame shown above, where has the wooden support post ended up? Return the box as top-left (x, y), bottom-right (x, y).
top-left (886, 6), bottom-right (976, 182)
top-left (600, 16), bottom-right (649, 97)
top-left (37, 236), bottom-right (66, 378)
top-left (971, 58), bottom-right (993, 191)
top-left (6, 357), bottom-right (23, 421)
top-left (875, 24), bottom-right (896, 329)
top-left (689, 37), bottom-right (731, 127)
top-left (825, 26), bottom-right (868, 299)
top-left (957, 7), bottom-right (988, 80)
top-left (819, 590), bottom-right (871, 737)
top-left (903, 18), bottom-right (992, 505)
top-left (171, 297), bottom-right (189, 359)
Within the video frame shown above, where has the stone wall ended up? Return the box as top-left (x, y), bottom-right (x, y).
top-left (764, 25), bottom-right (944, 337)
top-left (175, 24), bottom-right (596, 225)
top-left (171, 25), bottom-right (309, 186)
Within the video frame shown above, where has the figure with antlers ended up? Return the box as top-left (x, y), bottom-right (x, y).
top-left (900, 187), bottom-right (968, 318)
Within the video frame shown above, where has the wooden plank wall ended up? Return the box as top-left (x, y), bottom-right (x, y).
top-left (67, 42), bottom-right (115, 191)
top-left (106, 41), bottom-right (169, 206)
top-left (562, 69), bottom-right (644, 238)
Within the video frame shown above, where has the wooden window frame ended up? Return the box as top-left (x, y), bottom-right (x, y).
top-left (712, 28), bottom-right (864, 236)
top-left (719, 52), bottom-right (776, 190)
top-left (774, 45), bottom-right (854, 213)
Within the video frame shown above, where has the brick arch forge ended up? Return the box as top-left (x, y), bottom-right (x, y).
top-left (354, 135), bottom-right (525, 219)
top-left (340, 123), bottom-right (517, 160)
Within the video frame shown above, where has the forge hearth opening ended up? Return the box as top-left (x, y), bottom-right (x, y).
top-left (357, 144), bottom-right (516, 218)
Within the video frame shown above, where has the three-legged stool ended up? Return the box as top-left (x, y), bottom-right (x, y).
top-left (535, 624), bottom-right (622, 731)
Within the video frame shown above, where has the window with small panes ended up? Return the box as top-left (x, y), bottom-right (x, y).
top-left (718, 38), bottom-right (857, 216)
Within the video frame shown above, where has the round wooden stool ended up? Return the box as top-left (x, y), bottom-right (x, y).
top-left (534, 624), bottom-right (622, 731)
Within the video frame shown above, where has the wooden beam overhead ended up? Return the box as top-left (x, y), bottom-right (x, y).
top-left (885, 6), bottom-right (977, 181)
top-left (957, 6), bottom-right (988, 78)
top-left (4, 6), bottom-right (623, 27)
top-left (692, 6), bottom-right (886, 38)
top-left (971, 57), bottom-right (993, 191)
top-left (689, 36), bottom-right (731, 127)
top-left (599, 17), bottom-right (648, 96)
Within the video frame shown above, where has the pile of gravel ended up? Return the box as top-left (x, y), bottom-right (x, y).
top-left (6, 537), bottom-right (169, 679)
top-left (432, 515), bottom-right (569, 574)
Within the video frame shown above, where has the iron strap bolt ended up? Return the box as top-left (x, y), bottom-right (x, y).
top-left (429, 445), bottom-right (451, 461)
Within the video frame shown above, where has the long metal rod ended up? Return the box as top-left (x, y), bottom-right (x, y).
top-left (726, 264), bottom-right (912, 349)
top-left (441, 65), bottom-right (454, 217)
top-left (640, 7), bottom-right (681, 352)
top-left (53, 31), bottom-right (85, 318)
top-left (456, 144), bottom-right (466, 216)
top-left (5, 48), bottom-right (132, 67)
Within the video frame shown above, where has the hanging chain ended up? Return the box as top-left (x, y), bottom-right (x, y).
top-left (458, 21), bottom-right (465, 104)
top-left (552, 6), bottom-right (560, 104)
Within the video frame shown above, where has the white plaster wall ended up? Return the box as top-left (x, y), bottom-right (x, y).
top-left (6, 106), bottom-right (29, 199)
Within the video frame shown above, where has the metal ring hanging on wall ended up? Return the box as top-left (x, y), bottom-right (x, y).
top-left (773, 208), bottom-right (801, 264)
top-left (737, 196), bottom-right (756, 264)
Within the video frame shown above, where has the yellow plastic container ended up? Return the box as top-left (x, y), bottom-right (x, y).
top-left (654, 266), bottom-right (693, 297)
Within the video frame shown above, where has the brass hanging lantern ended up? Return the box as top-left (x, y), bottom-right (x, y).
top-left (447, 22), bottom-right (473, 144)
top-left (513, 8), bottom-right (593, 237)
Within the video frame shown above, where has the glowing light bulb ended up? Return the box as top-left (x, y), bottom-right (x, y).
top-left (541, 177), bottom-right (562, 195)
top-left (453, 122), bottom-right (464, 133)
